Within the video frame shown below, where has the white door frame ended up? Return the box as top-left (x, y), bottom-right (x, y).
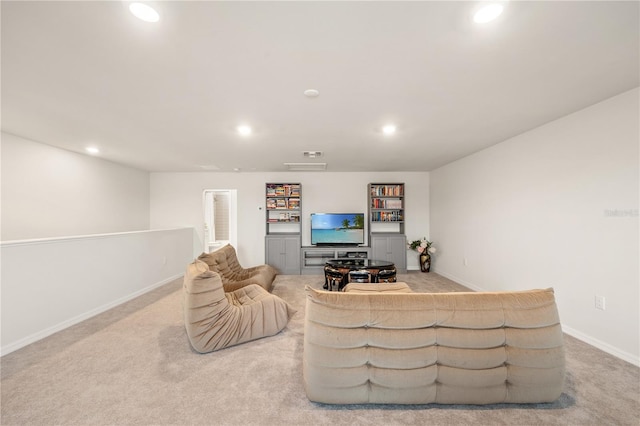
top-left (202, 189), bottom-right (238, 252)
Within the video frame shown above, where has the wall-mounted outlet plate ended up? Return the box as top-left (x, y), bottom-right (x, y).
top-left (595, 295), bottom-right (606, 310)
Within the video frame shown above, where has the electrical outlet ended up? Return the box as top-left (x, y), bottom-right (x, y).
top-left (595, 295), bottom-right (606, 311)
top-left (463, 257), bottom-right (468, 266)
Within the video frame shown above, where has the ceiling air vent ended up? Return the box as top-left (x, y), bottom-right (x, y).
top-left (199, 165), bottom-right (220, 171)
top-left (284, 162), bottom-right (327, 171)
top-left (303, 151), bottom-right (323, 158)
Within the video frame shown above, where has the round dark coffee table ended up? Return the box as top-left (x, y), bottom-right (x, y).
top-left (323, 259), bottom-right (396, 291)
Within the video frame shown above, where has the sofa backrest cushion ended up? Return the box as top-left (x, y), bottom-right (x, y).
top-left (198, 244), bottom-right (242, 279)
top-left (197, 244), bottom-right (277, 291)
top-left (343, 282), bottom-right (412, 293)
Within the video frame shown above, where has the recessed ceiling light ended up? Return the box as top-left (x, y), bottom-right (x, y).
top-left (237, 125), bottom-right (252, 136)
top-left (473, 3), bottom-right (504, 24)
top-left (85, 147), bottom-right (100, 155)
top-left (304, 89), bottom-right (319, 98)
top-left (129, 2), bottom-right (160, 23)
top-left (382, 125), bottom-right (397, 135)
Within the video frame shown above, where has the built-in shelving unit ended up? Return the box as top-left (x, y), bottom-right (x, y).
top-left (370, 233), bottom-right (407, 273)
top-left (301, 247), bottom-right (371, 275)
top-left (264, 182), bottom-right (409, 275)
top-left (368, 183), bottom-right (405, 234)
top-left (368, 183), bottom-right (407, 273)
top-left (266, 183), bottom-right (301, 234)
top-left (265, 183), bottom-right (301, 274)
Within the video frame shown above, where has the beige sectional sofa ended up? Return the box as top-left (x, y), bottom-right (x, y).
top-left (198, 244), bottom-right (277, 292)
top-left (304, 286), bottom-right (565, 405)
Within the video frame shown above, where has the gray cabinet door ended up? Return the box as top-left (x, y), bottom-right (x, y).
top-left (371, 234), bottom-right (407, 273)
top-left (266, 235), bottom-right (301, 274)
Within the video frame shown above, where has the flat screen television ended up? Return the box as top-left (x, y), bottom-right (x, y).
top-left (310, 213), bottom-right (365, 246)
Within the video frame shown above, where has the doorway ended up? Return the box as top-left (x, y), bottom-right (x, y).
top-left (203, 189), bottom-right (238, 253)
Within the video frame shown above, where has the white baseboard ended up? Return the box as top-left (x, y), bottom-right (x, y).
top-left (433, 268), bottom-right (640, 367)
top-left (561, 325), bottom-right (640, 367)
top-left (433, 268), bottom-right (485, 292)
top-left (0, 274), bottom-right (182, 357)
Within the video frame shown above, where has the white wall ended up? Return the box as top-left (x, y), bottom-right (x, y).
top-left (1, 133), bottom-right (150, 241)
top-left (430, 88), bottom-right (639, 365)
top-left (150, 172), bottom-right (430, 269)
top-left (1, 228), bottom-right (194, 355)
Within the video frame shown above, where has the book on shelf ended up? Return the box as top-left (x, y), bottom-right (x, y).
top-left (267, 212), bottom-right (300, 223)
top-left (371, 184), bottom-right (404, 197)
top-left (372, 210), bottom-right (404, 222)
top-left (267, 198), bottom-right (300, 210)
top-left (385, 199), bottom-right (402, 209)
top-left (371, 198), bottom-right (403, 209)
top-left (267, 183), bottom-right (300, 197)
top-left (289, 186), bottom-right (300, 197)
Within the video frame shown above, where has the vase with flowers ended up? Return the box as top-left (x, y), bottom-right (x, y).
top-left (408, 238), bottom-right (436, 272)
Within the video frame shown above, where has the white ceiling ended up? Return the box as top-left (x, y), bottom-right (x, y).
top-left (2, 1), bottom-right (638, 173)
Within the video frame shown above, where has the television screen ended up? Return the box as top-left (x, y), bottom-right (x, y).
top-left (310, 213), bottom-right (365, 245)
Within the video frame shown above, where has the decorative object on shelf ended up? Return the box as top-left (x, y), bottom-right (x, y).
top-left (408, 238), bottom-right (436, 272)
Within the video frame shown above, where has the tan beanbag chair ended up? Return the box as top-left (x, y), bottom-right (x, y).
top-left (183, 260), bottom-right (295, 353)
top-left (198, 244), bottom-right (277, 292)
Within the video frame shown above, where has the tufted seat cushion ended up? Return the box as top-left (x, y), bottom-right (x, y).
top-left (183, 260), bottom-right (295, 353)
top-left (303, 286), bottom-right (565, 405)
top-left (198, 244), bottom-right (277, 292)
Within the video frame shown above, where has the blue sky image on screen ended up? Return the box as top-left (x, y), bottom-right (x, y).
top-left (311, 213), bottom-right (364, 244)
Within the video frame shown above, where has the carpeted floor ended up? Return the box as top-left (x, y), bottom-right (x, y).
top-left (1, 272), bottom-right (639, 425)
